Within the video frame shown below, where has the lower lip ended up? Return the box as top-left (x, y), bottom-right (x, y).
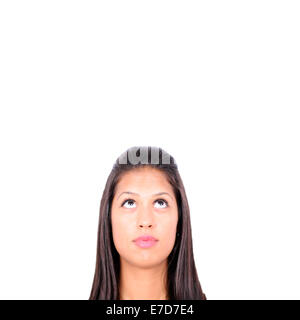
top-left (134, 239), bottom-right (158, 248)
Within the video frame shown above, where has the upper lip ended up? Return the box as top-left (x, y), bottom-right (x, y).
top-left (133, 235), bottom-right (158, 242)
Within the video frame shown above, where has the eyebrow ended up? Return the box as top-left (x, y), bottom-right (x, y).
top-left (117, 191), bottom-right (174, 201)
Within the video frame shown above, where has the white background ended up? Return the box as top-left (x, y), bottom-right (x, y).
top-left (0, 1), bottom-right (299, 300)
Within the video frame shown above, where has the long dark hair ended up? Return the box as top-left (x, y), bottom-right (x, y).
top-left (89, 146), bottom-right (206, 300)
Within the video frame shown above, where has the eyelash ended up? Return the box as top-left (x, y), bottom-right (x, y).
top-left (121, 198), bottom-right (169, 208)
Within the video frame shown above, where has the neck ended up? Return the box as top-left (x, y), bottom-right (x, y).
top-left (119, 259), bottom-right (169, 300)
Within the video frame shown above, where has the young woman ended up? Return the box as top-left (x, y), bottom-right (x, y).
top-left (89, 146), bottom-right (206, 300)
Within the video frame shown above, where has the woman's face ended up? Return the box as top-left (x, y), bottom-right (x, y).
top-left (111, 167), bottom-right (178, 268)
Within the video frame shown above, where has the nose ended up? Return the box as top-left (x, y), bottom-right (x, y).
top-left (138, 222), bottom-right (153, 229)
top-left (137, 205), bottom-right (155, 230)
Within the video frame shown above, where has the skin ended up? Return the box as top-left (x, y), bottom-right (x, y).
top-left (111, 166), bottom-right (178, 300)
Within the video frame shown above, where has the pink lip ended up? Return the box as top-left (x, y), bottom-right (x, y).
top-left (133, 236), bottom-right (158, 248)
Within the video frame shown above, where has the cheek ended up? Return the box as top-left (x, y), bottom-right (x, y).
top-left (158, 218), bottom-right (178, 252)
top-left (111, 212), bottom-right (132, 252)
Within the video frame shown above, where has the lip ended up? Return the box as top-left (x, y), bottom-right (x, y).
top-left (133, 236), bottom-right (158, 248)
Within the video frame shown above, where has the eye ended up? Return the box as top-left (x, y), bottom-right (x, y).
top-left (154, 199), bottom-right (168, 209)
top-left (121, 198), bottom-right (169, 209)
top-left (122, 199), bottom-right (136, 209)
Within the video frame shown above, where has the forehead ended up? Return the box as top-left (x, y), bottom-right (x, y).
top-left (115, 167), bottom-right (173, 194)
